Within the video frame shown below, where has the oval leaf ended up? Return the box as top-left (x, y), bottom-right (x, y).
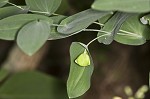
top-left (0, 14), bottom-right (53, 40)
top-left (92, 0), bottom-right (150, 13)
top-left (67, 42), bottom-right (94, 98)
top-left (115, 15), bottom-right (150, 45)
top-left (0, 71), bottom-right (68, 99)
top-left (57, 9), bottom-right (111, 34)
top-left (0, 6), bottom-right (28, 19)
top-left (0, 0), bottom-right (8, 7)
top-left (49, 15), bottom-right (83, 40)
top-left (17, 20), bottom-right (51, 56)
top-left (98, 12), bottom-right (131, 45)
top-left (25, 0), bottom-right (62, 15)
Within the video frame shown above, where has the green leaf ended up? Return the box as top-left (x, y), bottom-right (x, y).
top-left (17, 20), bottom-right (51, 56)
top-left (56, 0), bottom-right (70, 14)
top-left (0, 14), bottom-right (53, 40)
top-left (115, 15), bottom-right (150, 45)
top-left (98, 12), bottom-right (131, 45)
top-left (25, 0), bottom-right (62, 15)
top-left (92, 0), bottom-right (150, 13)
top-left (98, 13), bottom-right (113, 25)
top-left (0, 6), bottom-right (28, 19)
top-left (48, 15), bottom-right (70, 40)
top-left (0, 71), bottom-right (68, 99)
top-left (0, 68), bottom-right (10, 82)
top-left (50, 15), bottom-right (94, 40)
top-left (51, 15), bottom-right (66, 24)
top-left (57, 9), bottom-right (111, 34)
top-left (0, 0), bottom-right (8, 7)
top-left (67, 42), bottom-right (94, 98)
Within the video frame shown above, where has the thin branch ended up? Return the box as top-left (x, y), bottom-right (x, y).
top-left (6, 1), bottom-right (50, 15)
top-left (86, 34), bottom-right (109, 47)
top-left (6, 1), bottom-right (24, 10)
top-left (93, 22), bottom-right (104, 26)
top-left (83, 29), bottom-right (110, 34)
top-left (51, 24), bottom-right (65, 27)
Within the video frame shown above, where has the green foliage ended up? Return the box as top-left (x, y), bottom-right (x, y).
top-left (57, 9), bottom-right (111, 34)
top-left (25, 0), bottom-right (62, 15)
top-left (0, 0), bottom-right (150, 98)
top-left (49, 15), bottom-right (68, 40)
top-left (67, 42), bottom-right (94, 98)
top-left (0, 14), bottom-right (53, 40)
top-left (17, 20), bottom-right (52, 56)
top-left (114, 85), bottom-right (149, 99)
top-left (98, 13), bottom-right (113, 25)
top-left (92, 0), bottom-right (150, 13)
top-left (0, 71), bottom-right (68, 99)
top-left (97, 12), bottom-right (131, 44)
top-left (0, 68), bottom-right (9, 81)
top-left (0, 0), bottom-right (8, 7)
top-left (0, 6), bottom-right (27, 19)
top-left (115, 15), bottom-right (150, 45)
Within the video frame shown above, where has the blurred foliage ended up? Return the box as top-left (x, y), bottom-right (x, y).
top-left (0, 70), bottom-right (68, 99)
top-left (113, 85), bottom-right (149, 99)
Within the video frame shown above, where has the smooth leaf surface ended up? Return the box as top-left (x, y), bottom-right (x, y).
top-left (98, 12), bottom-right (131, 45)
top-left (0, 71), bottom-right (68, 99)
top-left (115, 15), bottom-right (150, 45)
top-left (48, 15), bottom-right (70, 40)
top-left (92, 0), bottom-right (150, 13)
top-left (0, 6), bottom-right (28, 19)
top-left (17, 20), bottom-right (51, 56)
top-left (25, 0), bottom-right (62, 15)
top-left (67, 42), bottom-right (94, 98)
top-left (0, 0), bottom-right (8, 7)
top-left (98, 13), bottom-right (113, 25)
top-left (57, 9), bottom-right (111, 34)
top-left (49, 15), bottom-right (85, 40)
top-left (0, 14), bottom-right (53, 40)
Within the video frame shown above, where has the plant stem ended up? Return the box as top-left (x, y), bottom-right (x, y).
top-left (86, 34), bottom-right (109, 47)
top-left (51, 24), bottom-right (65, 27)
top-left (83, 29), bottom-right (110, 34)
top-left (29, 10), bottom-right (49, 15)
top-left (52, 13), bottom-right (60, 16)
top-left (93, 22), bottom-right (104, 26)
top-left (83, 29), bottom-right (110, 46)
top-left (6, 1), bottom-right (24, 10)
top-left (6, 1), bottom-right (50, 15)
